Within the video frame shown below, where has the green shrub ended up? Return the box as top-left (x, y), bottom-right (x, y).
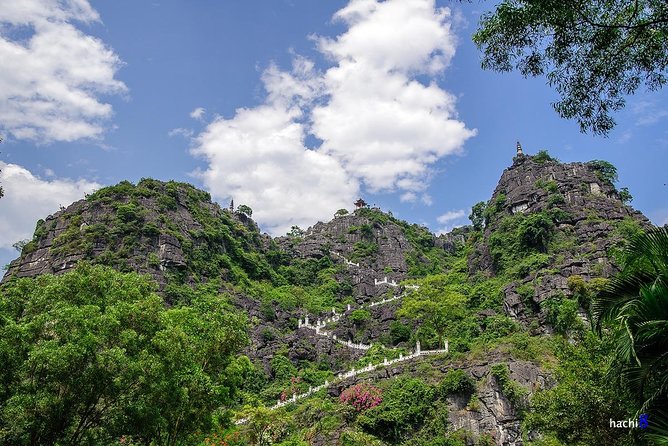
top-left (261, 328), bottom-right (276, 343)
top-left (483, 193), bottom-right (507, 223)
top-left (115, 203), bottom-right (143, 223)
top-left (260, 300), bottom-right (277, 321)
top-left (533, 150), bottom-right (557, 163)
top-left (157, 194), bottom-right (178, 211)
top-left (541, 293), bottom-right (582, 334)
top-left (147, 252), bottom-right (160, 268)
top-left (518, 213), bottom-right (554, 252)
top-left (142, 221), bottom-right (160, 237)
top-left (349, 309), bottom-right (371, 324)
top-left (618, 187), bottom-right (633, 204)
top-left (535, 179), bottom-right (559, 193)
top-left (390, 321), bottom-right (411, 345)
top-left (587, 160), bottom-right (618, 185)
top-left (270, 355), bottom-right (296, 381)
top-left (547, 193), bottom-right (565, 207)
top-left (469, 201), bottom-right (487, 230)
top-left (351, 241), bottom-right (378, 260)
top-left (490, 363), bottom-right (528, 409)
top-left (357, 378), bottom-right (435, 442)
top-left (359, 224), bottom-right (374, 240)
top-left (438, 370), bottom-right (475, 396)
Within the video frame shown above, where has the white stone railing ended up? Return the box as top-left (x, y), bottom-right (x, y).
top-left (298, 320), bottom-right (372, 351)
top-left (368, 292), bottom-right (407, 307)
top-left (374, 276), bottom-right (398, 287)
top-left (234, 340), bottom-right (449, 425)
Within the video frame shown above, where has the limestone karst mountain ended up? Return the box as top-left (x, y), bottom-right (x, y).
top-left (1, 153), bottom-right (654, 446)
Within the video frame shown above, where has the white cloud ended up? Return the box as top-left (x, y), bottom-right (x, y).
top-left (0, 162), bottom-right (100, 248)
top-left (312, 0), bottom-right (475, 192)
top-left (615, 130), bottom-right (632, 144)
top-left (189, 107), bottom-right (206, 120)
top-left (400, 192), bottom-right (417, 203)
top-left (631, 99), bottom-right (668, 126)
top-left (0, 0), bottom-right (126, 143)
top-left (168, 127), bottom-right (193, 138)
top-left (191, 102), bottom-right (358, 236)
top-left (436, 209), bottom-right (466, 224)
top-left (190, 0), bottom-right (474, 235)
top-left (435, 208), bottom-right (467, 235)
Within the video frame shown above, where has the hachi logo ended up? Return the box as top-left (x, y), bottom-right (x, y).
top-left (610, 414), bottom-right (649, 429)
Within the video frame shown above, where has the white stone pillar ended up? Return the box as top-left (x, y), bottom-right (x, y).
top-left (347, 304), bottom-right (351, 311)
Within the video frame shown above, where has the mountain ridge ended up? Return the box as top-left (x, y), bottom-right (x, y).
top-left (1, 152), bottom-right (656, 445)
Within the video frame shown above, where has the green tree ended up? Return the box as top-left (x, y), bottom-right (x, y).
top-left (469, 201), bottom-right (487, 231)
top-left (397, 275), bottom-right (469, 350)
top-left (288, 225), bottom-right (305, 237)
top-left (237, 204), bottom-right (253, 217)
top-left (357, 378), bottom-right (435, 442)
top-left (11, 239), bottom-right (29, 253)
top-left (593, 227), bottom-right (668, 443)
top-left (588, 160), bottom-right (618, 185)
top-left (0, 264), bottom-right (248, 446)
top-left (335, 208), bottom-right (349, 217)
top-left (523, 334), bottom-right (639, 446)
top-left (473, 1), bottom-right (668, 135)
top-left (533, 150), bottom-right (557, 163)
top-left (619, 187), bottom-right (633, 204)
top-left (518, 213), bottom-right (554, 252)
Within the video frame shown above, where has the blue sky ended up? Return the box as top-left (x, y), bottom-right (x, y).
top-left (1, 0), bottom-right (667, 268)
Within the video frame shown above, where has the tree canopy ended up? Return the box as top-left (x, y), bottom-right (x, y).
top-left (473, 1), bottom-right (668, 135)
top-left (0, 264), bottom-right (248, 446)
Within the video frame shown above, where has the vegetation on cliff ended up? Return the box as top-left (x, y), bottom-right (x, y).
top-left (0, 155), bottom-right (664, 445)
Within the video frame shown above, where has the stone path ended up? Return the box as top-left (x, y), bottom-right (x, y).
top-left (234, 341), bottom-right (449, 425)
top-left (233, 253), bottom-right (439, 425)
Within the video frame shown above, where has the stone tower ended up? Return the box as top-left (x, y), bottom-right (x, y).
top-left (516, 141), bottom-right (523, 156)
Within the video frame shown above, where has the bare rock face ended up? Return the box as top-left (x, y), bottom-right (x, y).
top-left (278, 211), bottom-right (411, 279)
top-left (469, 155), bottom-right (652, 329)
top-left (331, 353), bottom-right (552, 446)
top-left (1, 180), bottom-right (259, 290)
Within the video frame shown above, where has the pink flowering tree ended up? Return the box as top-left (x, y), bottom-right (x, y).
top-left (340, 383), bottom-right (382, 412)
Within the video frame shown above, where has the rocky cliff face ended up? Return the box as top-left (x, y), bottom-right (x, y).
top-left (2, 179), bottom-right (268, 291)
top-left (277, 210), bottom-right (454, 302)
top-left (470, 154), bottom-right (652, 329)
